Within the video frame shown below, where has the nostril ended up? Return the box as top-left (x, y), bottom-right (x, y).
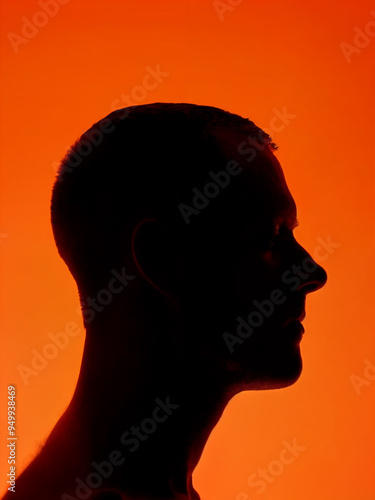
top-left (302, 283), bottom-right (320, 294)
top-left (302, 270), bottom-right (327, 294)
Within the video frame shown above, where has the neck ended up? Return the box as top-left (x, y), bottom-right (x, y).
top-left (72, 335), bottom-right (234, 499)
top-left (17, 325), bottom-right (236, 500)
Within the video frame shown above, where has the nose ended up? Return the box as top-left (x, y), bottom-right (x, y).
top-left (299, 258), bottom-right (327, 295)
top-left (293, 239), bottom-right (328, 294)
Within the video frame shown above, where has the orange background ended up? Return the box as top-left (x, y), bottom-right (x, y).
top-left (1, 1), bottom-right (374, 499)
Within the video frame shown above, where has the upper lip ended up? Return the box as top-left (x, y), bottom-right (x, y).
top-left (295, 311), bottom-right (306, 323)
top-left (281, 300), bottom-right (306, 327)
top-left (286, 311), bottom-right (306, 324)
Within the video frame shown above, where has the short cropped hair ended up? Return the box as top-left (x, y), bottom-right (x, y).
top-left (51, 103), bottom-right (276, 294)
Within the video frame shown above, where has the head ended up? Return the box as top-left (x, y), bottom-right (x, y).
top-left (51, 103), bottom-right (327, 396)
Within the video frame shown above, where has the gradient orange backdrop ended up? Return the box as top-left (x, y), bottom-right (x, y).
top-left (1, 1), bottom-right (374, 499)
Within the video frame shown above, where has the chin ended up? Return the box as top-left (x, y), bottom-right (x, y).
top-left (243, 368), bottom-right (302, 391)
top-left (230, 343), bottom-right (303, 391)
top-left (262, 349), bottom-right (303, 389)
top-left (266, 368), bottom-right (302, 389)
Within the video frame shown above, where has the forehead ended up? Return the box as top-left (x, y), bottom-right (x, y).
top-left (244, 149), bottom-right (296, 225)
top-left (210, 127), bottom-right (297, 227)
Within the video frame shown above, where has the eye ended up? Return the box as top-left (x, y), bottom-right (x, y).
top-left (263, 224), bottom-right (295, 250)
top-left (262, 233), bottom-right (278, 250)
top-left (236, 221), bottom-right (298, 255)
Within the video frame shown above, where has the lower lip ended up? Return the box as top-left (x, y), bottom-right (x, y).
top-left (284, 321), bottom-right (305, 341)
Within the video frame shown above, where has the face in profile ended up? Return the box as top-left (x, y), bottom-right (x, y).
top-left (51, 102), bottom-right (327, 398)
top-left (173, 134), bottom-right (327, 393)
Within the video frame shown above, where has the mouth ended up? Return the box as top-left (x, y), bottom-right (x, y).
top-left (284, 307), bottom-right (306, 340)
top-left (284, 320), bottom-right (305, 342)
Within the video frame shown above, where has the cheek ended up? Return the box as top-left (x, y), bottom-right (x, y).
top-left (233, 250), bottom-right (284, 304)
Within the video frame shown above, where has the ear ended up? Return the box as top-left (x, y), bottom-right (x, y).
top-left (131, 218), bottom-right (181, 304)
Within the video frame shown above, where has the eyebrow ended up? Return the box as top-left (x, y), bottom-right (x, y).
top-left (290, 217), bottom-right (299, 230)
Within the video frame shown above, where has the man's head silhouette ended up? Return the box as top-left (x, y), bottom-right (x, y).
top-left (7, 103), bottom-right (327, 500)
